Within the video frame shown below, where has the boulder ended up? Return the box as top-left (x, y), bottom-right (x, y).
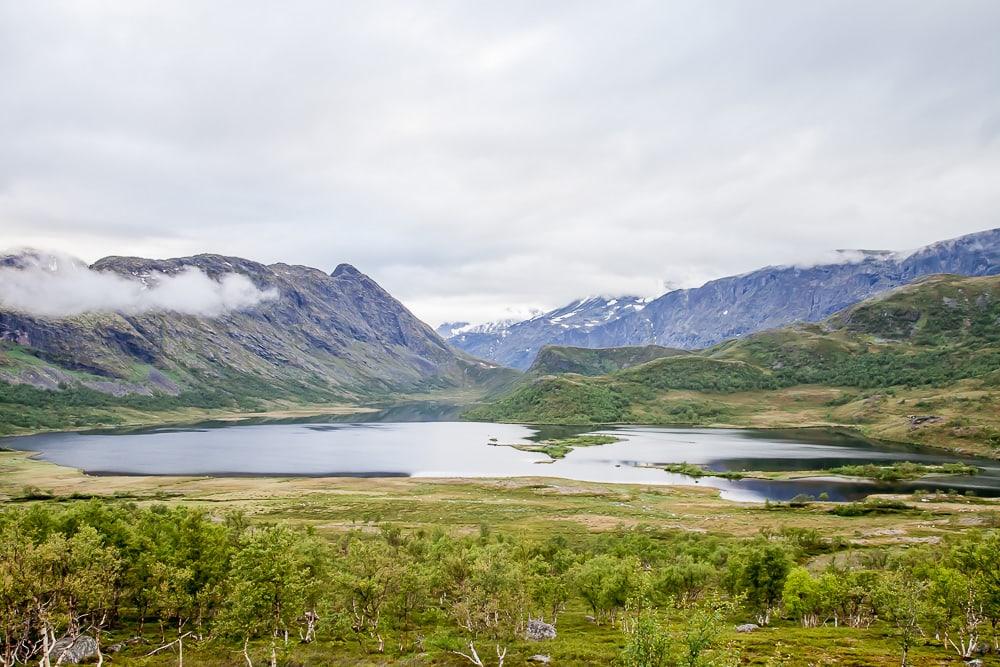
top-left (908, 414), bottom-right (943, 428)
top-left (50, 635), bottom-right (99, 664)
top-left (735, 623), bottom-right (759, 633)
top-left (525, 619), bottom-right (557, 641)
top-left (527, 656), bottom-right (551, 664)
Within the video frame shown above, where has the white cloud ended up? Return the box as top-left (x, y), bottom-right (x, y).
top-left (0, 251), bottom-right (277, 318)
top-left (0, 1), bottom-right (998, 325)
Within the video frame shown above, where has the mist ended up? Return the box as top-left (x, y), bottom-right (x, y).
top-left (0, 251), bottom-right (277, 318)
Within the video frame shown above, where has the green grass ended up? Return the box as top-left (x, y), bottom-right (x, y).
top-left (825, 461), bottom-right (978, 482)
top-left (82, 603), bottom-right (966, 666)
top-left (660, 463), bottom-right (746, 480)
top-left (503, 434), bottom-right (622, 459)
top-left (828, 499), bottom-right (914, 516)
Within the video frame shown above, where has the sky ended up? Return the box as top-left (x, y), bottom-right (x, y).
top-left (1, 1), bottom-right (999, 326)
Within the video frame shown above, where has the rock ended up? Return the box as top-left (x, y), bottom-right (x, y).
top-left (525, 619), bottom-right (557, 641)
top-left (528, 656), bottom-right (551, 664)
top-left (908, 414), bottom-right (943, 428)
top-left (584, 615), bottom-right (596, 623)
top-left (50, 634), bottom-right (99, 664)
top-left (735, 623), bottom-right (759, 633)
top-left (964, 659), bottom-right (983, 667)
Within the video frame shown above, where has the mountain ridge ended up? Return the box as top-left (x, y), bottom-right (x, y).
top-left (448, 295), bottom-right (652, 370)
top-left (446, 227), bottom-right (1000, 369)
top-left (0, 252), bottom-right (512, 415)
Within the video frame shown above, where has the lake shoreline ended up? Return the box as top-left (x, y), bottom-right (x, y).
top-left (466, 414), bottom-right (1000, 461)
top-left (4, 395), bottom-right (994, 464)
top-left (7, 419), bottom-right (1000, 503)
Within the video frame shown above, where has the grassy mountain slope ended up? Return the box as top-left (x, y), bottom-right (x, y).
top-left (527, 344), bottom-right (687, 376)
top-left (467, 274), bottom-right (1000, 456)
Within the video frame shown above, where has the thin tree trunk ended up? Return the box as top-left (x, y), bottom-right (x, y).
top-left (243, 638), bottom-right (253, 667)
top-left (453, 642), bottom-right (486, 667)
top-left (40, 625), bottom-right (54, 667)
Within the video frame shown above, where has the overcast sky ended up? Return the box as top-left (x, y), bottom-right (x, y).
top-left (1, 1), bottom-right (999, 326)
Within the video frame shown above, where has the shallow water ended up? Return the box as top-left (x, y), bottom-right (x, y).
top-left (6, 413), bottom-right (999, 502)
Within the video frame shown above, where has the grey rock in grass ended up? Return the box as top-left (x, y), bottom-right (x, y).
top-left (525, 619), bottom-right (557, 641)
top-left (50, 634), bottom-right (99, 664)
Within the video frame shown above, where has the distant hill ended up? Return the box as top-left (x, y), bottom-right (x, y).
top-left (467, 274), bottom-right (1000, 456)
top-left (527, 344), bottom-right (687, 376)
top-left (447, 227), bottom-right (1000, 369)
top-left (0, 252), bottom-right (516, 432)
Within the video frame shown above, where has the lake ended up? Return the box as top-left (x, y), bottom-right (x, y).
top-left (6, 410), bottom-right (1000, 502)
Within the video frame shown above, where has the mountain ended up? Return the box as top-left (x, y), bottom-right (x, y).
top-left (435, 319), bottom-right (520, 339)
top-left (447, 295), bottom-right (652, 370)
top-left (0, 252), bottom-right (515, 431)
top-left (467, 273), bottom-right (1000, 455)
top-left (447, 227), bottom-right (1000, 369)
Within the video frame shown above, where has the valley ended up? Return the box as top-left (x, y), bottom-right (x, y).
top-left (2, 241), bottom-right (1000, 666)
top-left (4, 6), bottom-right (999, 665)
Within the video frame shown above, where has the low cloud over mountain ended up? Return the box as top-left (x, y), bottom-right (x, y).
top-left (0, 250), bottom-right (277, 318)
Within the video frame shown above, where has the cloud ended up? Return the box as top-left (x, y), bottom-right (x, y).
top-left (0, 2), bottom-right (998, 325)
top-left (0, 251), bottom-right (277, 318)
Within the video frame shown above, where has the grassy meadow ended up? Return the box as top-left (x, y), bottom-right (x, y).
top-left (1, 446), bottom-right (997, 666)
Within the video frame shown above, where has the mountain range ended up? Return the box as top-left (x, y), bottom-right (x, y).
top-left (2, 227), bottom-right (999, 437)
top-left (445, 295), bottom-right (653, 370)
top-left (445, 227), bottom-right (1000, 369)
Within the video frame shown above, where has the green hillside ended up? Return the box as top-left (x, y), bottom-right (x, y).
top-left (528, 344), bottom-right (688, 376)
top-left (467, 274), bottom-right (1000, 456)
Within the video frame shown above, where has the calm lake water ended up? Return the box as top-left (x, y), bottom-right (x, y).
top-left (6, 407), bottom-right (1000, 502)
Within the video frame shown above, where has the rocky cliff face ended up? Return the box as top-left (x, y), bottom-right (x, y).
top-left (447, 228), bottom-right (1000, 369)
top-left (0, 253), bottom-right (501, 399)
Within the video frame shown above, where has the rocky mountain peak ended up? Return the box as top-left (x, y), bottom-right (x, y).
top-left (331, 263), bottom-right (363, 278)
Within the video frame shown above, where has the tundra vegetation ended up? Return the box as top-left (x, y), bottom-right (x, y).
top-left (0, 497), bottom-right (997, 666)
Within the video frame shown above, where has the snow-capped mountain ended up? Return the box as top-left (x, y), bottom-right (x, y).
top-left (435, 320), bottom-right (521, 339)
top-left (445, 296), bottom-right (652, 370)
top-left (445, 227), bottom-right (1000, 369)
